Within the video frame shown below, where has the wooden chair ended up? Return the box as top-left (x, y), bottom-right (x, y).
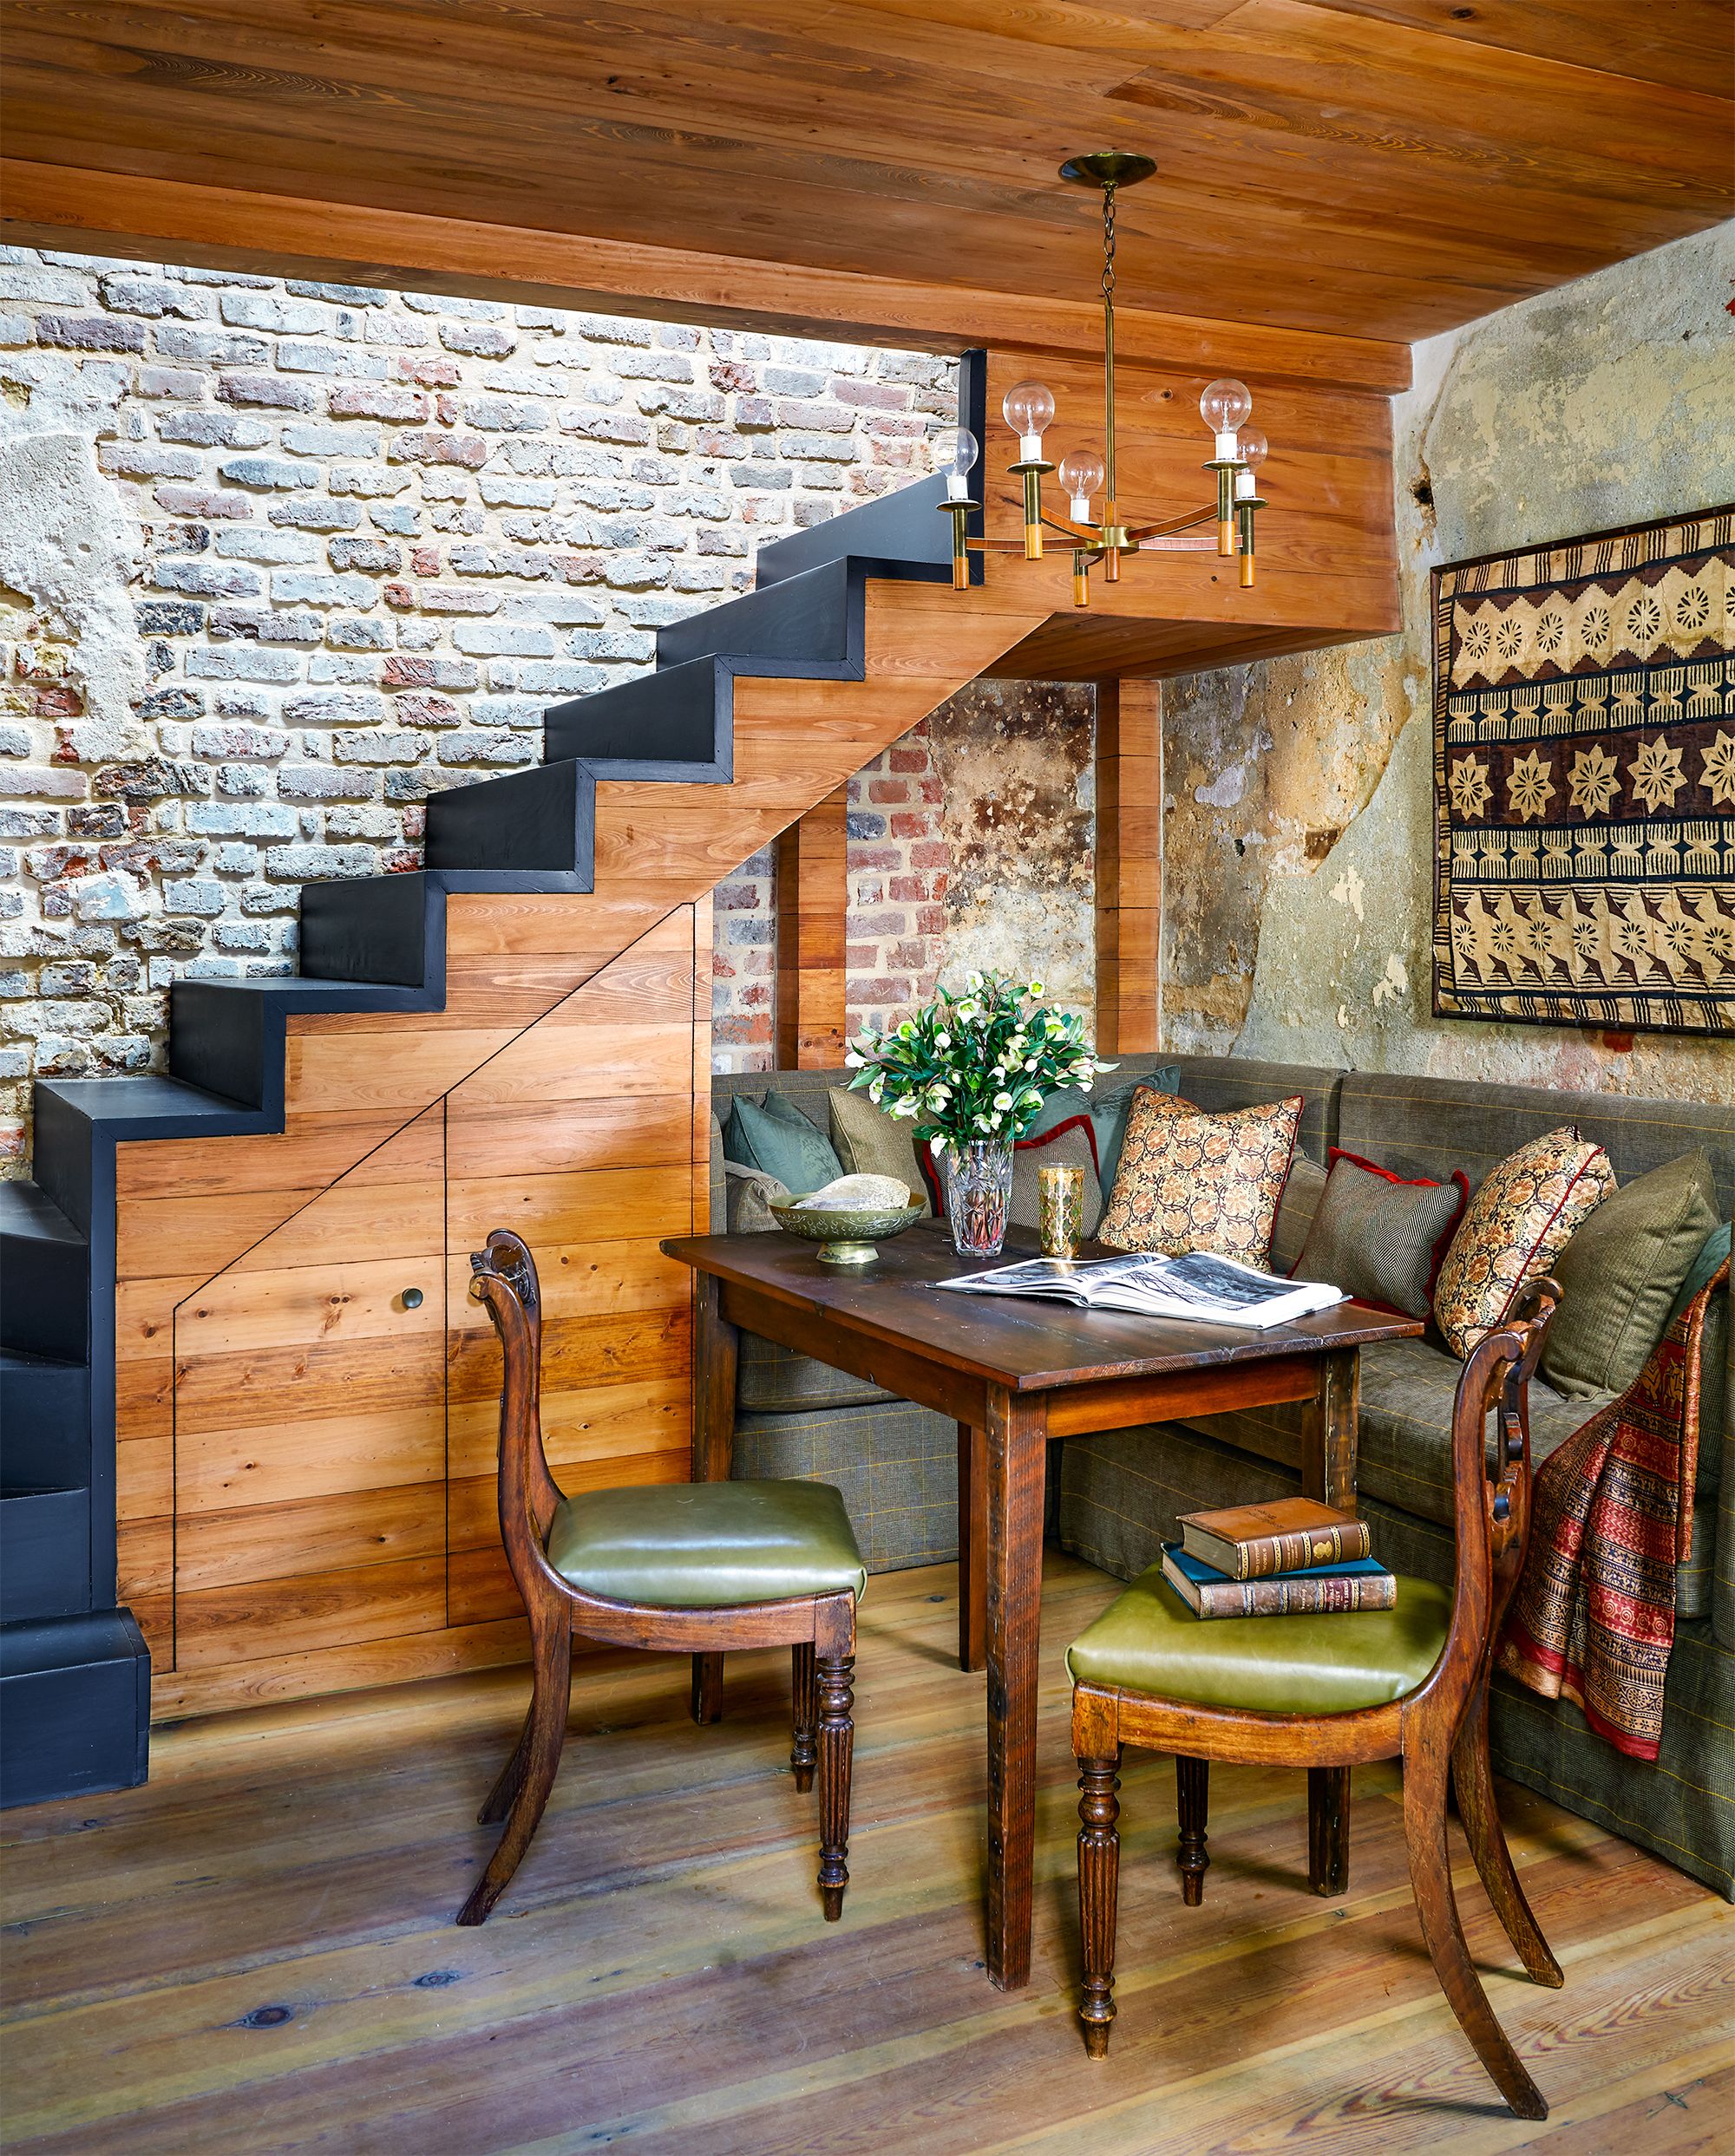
top-left (1068, 1278), bottom-right (1564, 2119)
top-left (458, 1230), bottom-right (865, 1928)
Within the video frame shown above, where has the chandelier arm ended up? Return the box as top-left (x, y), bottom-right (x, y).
top-left (1123, 506), bottom-right (1219, 541)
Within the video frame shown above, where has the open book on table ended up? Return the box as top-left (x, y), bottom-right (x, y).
top-left (936, 1250), bottom-right (1346, 1331)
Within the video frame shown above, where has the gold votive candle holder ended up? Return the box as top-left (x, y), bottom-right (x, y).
top-left (1038, 1162), bottom-right (1086, 1258)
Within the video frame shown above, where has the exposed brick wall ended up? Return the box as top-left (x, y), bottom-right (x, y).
top-left (710, 686), bottom-right (1098, 1074)
top-left (0, 246), bottom-right (959, 1173)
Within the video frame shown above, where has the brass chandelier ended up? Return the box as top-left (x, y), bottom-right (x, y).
top-left (939, 151), bottom-right (1267, 606)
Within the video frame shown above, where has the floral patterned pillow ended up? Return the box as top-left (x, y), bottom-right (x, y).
top-left (1098, 1090), bottom-right (1303, 1264)
top-left (1433, 1126), bottom-right (1615, 1356)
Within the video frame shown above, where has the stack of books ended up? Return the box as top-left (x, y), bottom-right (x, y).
top-left (1162, 1498), bottom-right (1396, 1620)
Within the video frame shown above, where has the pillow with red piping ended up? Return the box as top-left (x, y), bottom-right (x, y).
top-left (1290, 1149), bottom-right (1470, 1321)
top-left (1433, 1126), bottom-right (1615, 1356)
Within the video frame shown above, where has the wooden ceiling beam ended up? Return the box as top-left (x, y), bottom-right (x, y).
top-left (0, 160), bottom-right (1412, 395)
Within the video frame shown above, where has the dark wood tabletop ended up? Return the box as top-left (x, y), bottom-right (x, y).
top-left (661, 1220), bottom-right (1423, 1390)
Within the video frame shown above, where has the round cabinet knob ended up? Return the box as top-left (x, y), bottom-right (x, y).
top-left (401, 1287), bottom-right (424, 1310)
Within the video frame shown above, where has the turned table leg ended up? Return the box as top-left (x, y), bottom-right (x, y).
top-left (984, 1385), bottom-right (1048, 1990)
top-left (690, 1271), bottom-right (738, 1726)
top-left (1303, 1345), bottom-right (1359, 1894)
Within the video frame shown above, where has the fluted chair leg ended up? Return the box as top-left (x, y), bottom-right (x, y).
top-left (815, 1654), bottom-right (854, 1919)
top-left (1077, 1754), bottom-right (1121, 2057)
top-left (458, 1614), bottom-right (572, 1926)
top-left (791, 1642), bottom-right (818, 1792)
top-left (1452, 1680), bottom-right (1562, 1987)
top-left (1404, 1746), bottom-right (1548, 2119)
top-left (1176, 1754), bottom-right (1209, 1905)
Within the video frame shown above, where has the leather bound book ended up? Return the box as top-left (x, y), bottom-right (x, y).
top-left (1178, 1497), bottom-right (1372, 1581)
top-left (1162, 1545), bottom-right (1397, 1620)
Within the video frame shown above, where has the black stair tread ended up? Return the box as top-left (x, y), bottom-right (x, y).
top-left (751, 471), bottom-right (957, 588)
top-left (655, 559), bottom-right (856, 672)
top-left (174, 975), bottom-right (430, 1007)
top-left (0, 1345), bottom-right (86, 1371)
top-left (0, 1180), bottom-right (86, 1247)
top-left (35, 1070), bottom-right (260, 1134)
top-left (0, 1481), bottom-right (88, 1500)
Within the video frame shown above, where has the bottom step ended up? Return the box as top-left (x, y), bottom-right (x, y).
top-left (0, 1609), bottom-right (149, 1807)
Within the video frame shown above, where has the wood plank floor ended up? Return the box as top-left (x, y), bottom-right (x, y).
top-left (3, 1556), bottom-right (1730, 2153)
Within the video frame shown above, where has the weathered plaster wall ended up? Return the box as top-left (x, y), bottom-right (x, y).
top-left (709, 681), bottom-right (1097, 1071)
top-left (1162, 220), bottom-right (1735, 1102)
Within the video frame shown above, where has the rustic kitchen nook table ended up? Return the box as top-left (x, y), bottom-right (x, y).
top-left (662, 1222), bottom-right (1424, 1989)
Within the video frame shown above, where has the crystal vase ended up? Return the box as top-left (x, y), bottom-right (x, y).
top-left (942, 1139), bottom-right (1015, 1259)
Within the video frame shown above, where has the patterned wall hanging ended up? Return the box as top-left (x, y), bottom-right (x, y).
top-left (1432, 503), bottom-right (1735, 1037)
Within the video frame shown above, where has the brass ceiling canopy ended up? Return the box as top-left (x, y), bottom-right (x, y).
top-left (936, 150), bottom-right (1267, 604)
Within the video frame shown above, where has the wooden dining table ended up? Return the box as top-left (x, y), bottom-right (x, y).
top-left (661, 1221), bottom-right (1423, 1989)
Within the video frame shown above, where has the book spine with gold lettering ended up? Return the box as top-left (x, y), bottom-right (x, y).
top-left (1182, 1518), bottom-right (1372, 1580)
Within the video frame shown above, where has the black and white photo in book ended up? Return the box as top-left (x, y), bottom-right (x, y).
top-left (936, 1250), bottom-right (1346, 1330)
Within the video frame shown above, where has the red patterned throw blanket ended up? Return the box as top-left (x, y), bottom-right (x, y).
top-left (1499, 1251), bottom-right (1729, 1761)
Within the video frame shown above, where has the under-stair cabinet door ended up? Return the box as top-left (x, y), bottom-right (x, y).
top-left (169, 1107), bottom-right (449, 1697)
top-left (445, 906), bottom-right (702, 1627)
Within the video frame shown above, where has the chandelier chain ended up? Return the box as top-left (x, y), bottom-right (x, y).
top-left (1102, 183), bottom-right (1116, 307)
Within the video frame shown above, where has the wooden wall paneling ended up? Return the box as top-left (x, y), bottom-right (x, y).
top-left (443, 905), bottom-right (701, 1629)
top-left (169, 1107), bottom-right (448, 1678)
top-left (776, 786), bottom-right (850, 1068)
top-left (1094, 678), bottom-right (1163, 1055)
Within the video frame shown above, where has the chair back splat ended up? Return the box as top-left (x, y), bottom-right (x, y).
top-left (1065, 1281), bottom-right (1563, 2120)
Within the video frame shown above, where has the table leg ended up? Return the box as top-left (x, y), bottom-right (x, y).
top-left (1303, 1345), bottom-right (1359, 1891)
top-left (957, 1421), bottom-right (986, 1673)
top-left (984, 1386), bottom-right (1048, 1990)
top-left (690, 1272), bottom-right (738, 1726)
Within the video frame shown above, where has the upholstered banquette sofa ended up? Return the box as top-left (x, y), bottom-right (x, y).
top-left (709, 1057), bottom-right (1734, 1900)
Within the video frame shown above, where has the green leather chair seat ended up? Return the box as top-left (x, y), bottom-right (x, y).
top-left (546, 1480), bottom-right (867, 1609)
top-left (1066, 1565), bottom-right (1452, 1715)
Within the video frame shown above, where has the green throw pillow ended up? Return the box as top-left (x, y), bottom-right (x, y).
top-left (724, 1093), bottom-right (843, 1195)
top-left (1066, 1068), bottom-right (1180, 1201)
top-left (828, 1087), bottom-right (930, 1215)
top-left (1542, 1150), bottom-right (1720, 1399)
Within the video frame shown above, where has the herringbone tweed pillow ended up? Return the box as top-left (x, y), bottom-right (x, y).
top-left (1099, 1090), bottom-right (1301, 1265)
top-left (1293, 1151), bottom-right (1468, 1319)
top-left (1434, 1125), bottom-right (1614, 1356)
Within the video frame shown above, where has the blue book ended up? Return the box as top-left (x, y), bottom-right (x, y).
top-left (1161, 1543), bottom-right (1397, 1619)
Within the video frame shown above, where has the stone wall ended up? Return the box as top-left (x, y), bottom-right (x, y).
top-left (710, 681), bottom-right (1098, 1071)
top-left (0, 245), bottom-right (960, 1172)
top-left (1161, 220), bottom-right (1735, 1103)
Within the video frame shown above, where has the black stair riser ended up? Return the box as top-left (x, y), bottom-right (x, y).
top-left (753, 350), bottom-right (986, 589)
top-left (0, 1354), bottom-right (89, 1489)
top-left (544, 657), bottom-right (733, 774)
top-left (0, 1611), bottom-right (149, 1806)
top-left (655, 558), bottom-right (857, 672)
top-left (0, 1186), bottom-right (88, 1362)
top-left (427, 760), bottom-right (598, 878)
top-left (0, 1489), bottom-right (92, 1624)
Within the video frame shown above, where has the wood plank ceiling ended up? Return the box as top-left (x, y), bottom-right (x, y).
top-left (3, 0), bottom-right (1731, 347)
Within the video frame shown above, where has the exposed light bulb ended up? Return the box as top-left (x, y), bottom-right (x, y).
top-left (1003, 378), bottom-right (1056, 461)
top-left (1200, 376), bottom-right (1252, 461)
top-left (1234, 426), bottom-right (1267, 500)
top-left (1057, 448), bottom-right (1105, 521)
top-left (940, 425), bottom-right (979, 502)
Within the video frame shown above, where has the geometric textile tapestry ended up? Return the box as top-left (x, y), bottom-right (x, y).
top-left (1432, 503), bottom-right (1735, 1037)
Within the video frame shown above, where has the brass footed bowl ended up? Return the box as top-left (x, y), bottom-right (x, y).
top-left (768, 1194), bottom-right (924, 1267)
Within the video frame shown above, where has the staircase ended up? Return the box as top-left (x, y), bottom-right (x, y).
top-left (0, 356), bottom-right (992, 1807)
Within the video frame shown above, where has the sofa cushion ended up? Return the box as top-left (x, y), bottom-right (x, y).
top-left (1100, 1090), bottom-right (1301, 1265)
top-left (1543, 1152), bottom-right (1719, 1399)
top-left (828, 1086), bottom-right (931, 1213)
top-left (1179, 1334), bottom-right (1620, 1529)
top-left (1433, 1126), bottom-right (1614, 1356)
top-left (1270, 1156), bottom-right (1327, 1277)
top-left (725, 1092), bottom-right (842, 1192)
top-left (1294, 1151), bottom-right (1468, 1321)
top-left (737, 1327), bottom-right (900, 1414)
